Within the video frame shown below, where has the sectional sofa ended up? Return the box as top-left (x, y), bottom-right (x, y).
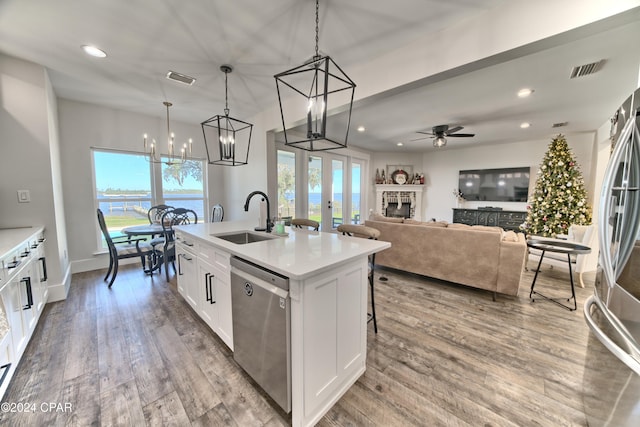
top-left (364, 217), bottom-right (527, 297)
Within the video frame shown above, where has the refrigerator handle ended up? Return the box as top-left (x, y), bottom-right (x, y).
top-left (584, 295), bottom-right (640, 376)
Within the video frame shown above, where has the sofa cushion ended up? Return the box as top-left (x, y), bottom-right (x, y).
top-left (502, 230), bottom-right (519, 242)
top-left (447, 223), bottom-right (471, 229)
top-left (403, 219), bottom-right (422, 225)
top-left (370, 213), bottom-right (404, 223)
top-left (422, 221), bottom-right (448, 227)
top-left (472, 225), bottom-right (502, 233)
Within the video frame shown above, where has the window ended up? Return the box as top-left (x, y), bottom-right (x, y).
top-left (161, 159), bottom-right (206, 221)
top-left (92, 149), bottom-right (206, 249)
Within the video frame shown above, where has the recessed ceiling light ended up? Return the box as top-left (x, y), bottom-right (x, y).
top-left (517, 88), bottom-right (534, 98)
top-left (81, 45), bottom-right (107, 58)
top-left (357, 126), bottom-right (365, 132)
top-left (520, 122), bottom-right (531, 129)
top-left (397, 142), bottom-right (403, 146)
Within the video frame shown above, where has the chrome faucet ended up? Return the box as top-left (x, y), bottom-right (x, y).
top-left (244, 191), bottom-right (272, 233)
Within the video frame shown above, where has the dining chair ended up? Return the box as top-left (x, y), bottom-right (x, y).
top-left (157, 208), bottom-right (198, 281)
top-left (337, 224), bottom-right (381, 333)
top-left (97, 209), bottom-right (156, 288)
top-left (148, 204), bottom-right (174, 224)
top-left (291, 218), bottom-right (319, 231)
top-left (211, 204), bottom-right (224, 222)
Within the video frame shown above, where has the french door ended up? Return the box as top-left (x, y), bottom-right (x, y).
top-left (307, 154), bottom-right (346, 231)
top-left (275, 142), bottom-right (367, 232)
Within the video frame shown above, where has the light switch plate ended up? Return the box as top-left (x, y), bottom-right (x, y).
top-left (17, 190), bottom-right (30, 203)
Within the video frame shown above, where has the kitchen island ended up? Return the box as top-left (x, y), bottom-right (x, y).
top-left (173, 221), bottom-right (390, 427)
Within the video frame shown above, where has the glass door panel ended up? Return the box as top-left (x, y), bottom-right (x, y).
top-left (308, 156), bottom-right (322, 225)
top-left (277, 150), bottom-right (296, 222)
top-left (351, 162), bottom-right (362, 224)
top-left (329, 158), bottom-right (345, 230)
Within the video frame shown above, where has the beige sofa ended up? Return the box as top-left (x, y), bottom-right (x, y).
top-left (364, 218), bottom-right (527, 296)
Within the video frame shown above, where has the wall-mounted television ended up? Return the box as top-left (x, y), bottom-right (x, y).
top-left (458, 167), bottom-right (530, 202)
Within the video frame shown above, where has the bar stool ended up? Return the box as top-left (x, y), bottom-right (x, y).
top-left (337, 224), bottom-right (380, 333)
top-left (291, 218), bottom-right (320, 231)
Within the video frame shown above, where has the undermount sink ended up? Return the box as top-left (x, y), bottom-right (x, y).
top-left (212, 230), bottom-right (279, 245)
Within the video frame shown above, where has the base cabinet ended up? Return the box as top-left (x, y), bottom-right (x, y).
top-left (0, 227), bottom-right (47, 399)
top-left (176, 243), bottom-right (198, 311)
top-left (175, 231), bottom-right (233, 351)
top-left (197, 259), bottom-right (233, 350)
top-left (452, 208), bottom-right (526, 231)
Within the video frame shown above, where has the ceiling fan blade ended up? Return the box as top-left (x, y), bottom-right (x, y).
top-left (444, 126), bottom-right (463, 134)
top-left (448, 133), bottom-right (475, 137)
top-left (410, 136), bottom-right (432, 141)
top-left (416, 131), bottom-right (434, 135)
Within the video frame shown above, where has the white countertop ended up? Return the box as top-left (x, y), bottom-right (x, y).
top-left (0, 226), bottom-right (44, 259)
top-left (174, 221), bottom-right (391, 280)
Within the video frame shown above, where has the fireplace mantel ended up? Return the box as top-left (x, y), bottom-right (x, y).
top-left (375, 184), bottom-right (426, 221)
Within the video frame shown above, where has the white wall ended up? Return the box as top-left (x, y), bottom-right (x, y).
top-left (372, 132), bottom-right (597, 222)
top-left (0, 53), bottom-right (70, 300)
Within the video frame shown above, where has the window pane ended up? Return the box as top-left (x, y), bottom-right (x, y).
top-left (351, 162), bottom-right (361, 224)
top-left (308, 156), bottom-right (322, 224)
top-left (94, 151), bottom-right (152, 245)
top-left (161, 159), bottom-right (205, 221)
top-left (331, 159), bottom-right (343, 229)
top-left (277, 150), bottom-right (296, 221)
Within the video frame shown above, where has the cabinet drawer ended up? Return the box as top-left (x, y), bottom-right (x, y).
top-left (199, 245), bottom-right (230, 273)
top-left (499, 212), bottom-right (527, 221)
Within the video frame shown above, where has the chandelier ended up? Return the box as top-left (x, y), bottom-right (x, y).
top-left (201, 65), bottom-right (253, 166)
top-left (143, 101), bottom-right (192, 165)
top-left (274, 0), bottom-right (356, 151)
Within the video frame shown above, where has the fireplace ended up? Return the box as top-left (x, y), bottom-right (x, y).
top-left (386, 202), bottom-right (411, 218)
top-left (375, 184), bottom-right (426, 221)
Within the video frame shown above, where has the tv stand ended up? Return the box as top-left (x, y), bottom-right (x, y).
top-left (453, 208), bottom-right (526, 231)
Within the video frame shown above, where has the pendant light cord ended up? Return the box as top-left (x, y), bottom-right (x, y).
top-left (224, 69), bottom-right (230, 116)
top-left (314, 0), bottom-right (320, 60)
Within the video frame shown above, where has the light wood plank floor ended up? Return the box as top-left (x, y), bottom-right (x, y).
top-left (1, 260), bottom-right (593, 426)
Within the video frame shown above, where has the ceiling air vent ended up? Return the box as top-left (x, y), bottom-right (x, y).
top-left (166, 71), bottom-right (196, 86)
top-left (569, 60), bottom-right (605, 79)
top-left (552, 121), bottom-right (569, 128)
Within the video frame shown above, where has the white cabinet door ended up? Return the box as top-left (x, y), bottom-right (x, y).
top-left (176, 245), bottom-right (198, 311)
top-left (213, 265), bottom-right (233, 351)
top-left (33, 242), bottom-right (48, 315)
top-left (197, 258), bottom-right (233, 351)
top-left (197, 259), bottom-right (218, 330)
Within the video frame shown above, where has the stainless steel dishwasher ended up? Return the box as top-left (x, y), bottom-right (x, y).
top-left (230, 256), bottom-right (291, 413)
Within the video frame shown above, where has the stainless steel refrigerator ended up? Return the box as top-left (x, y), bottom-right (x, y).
top-left (582, 88), bottom-right (640, 426)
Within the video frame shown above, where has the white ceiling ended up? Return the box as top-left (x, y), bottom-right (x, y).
top-left (1, 0), bottom-right (639, 152)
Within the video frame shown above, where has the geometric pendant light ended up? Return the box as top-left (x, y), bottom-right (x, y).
top-left (201, 65), bottom-right (253, 166)
top-left (274, 0), bottom-right (356, 151)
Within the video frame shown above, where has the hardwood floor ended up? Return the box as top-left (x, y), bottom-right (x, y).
top-left (0, 260), bottom-right (593, 426)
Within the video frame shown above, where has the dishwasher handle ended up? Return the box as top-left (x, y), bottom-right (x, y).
top-left (231, 266), bottom-right (289, 299)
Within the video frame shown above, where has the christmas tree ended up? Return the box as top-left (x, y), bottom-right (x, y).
top-left (521, 134), bottom-right (592, 236)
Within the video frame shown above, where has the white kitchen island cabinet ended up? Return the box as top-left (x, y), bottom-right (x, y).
top-left (0, 226), bottom-right (48, 400)
top-left (173, 221), bottom-right (390, 427)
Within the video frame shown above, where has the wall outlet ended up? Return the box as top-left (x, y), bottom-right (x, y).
top-left (17, 190), bottom-right (30, 203)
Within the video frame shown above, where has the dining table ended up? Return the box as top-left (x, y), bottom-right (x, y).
top-left (121, 223), bottom-right (167, 274)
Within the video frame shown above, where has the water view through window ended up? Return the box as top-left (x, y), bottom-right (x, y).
top-left (93, 149), bottom-right (205, 248)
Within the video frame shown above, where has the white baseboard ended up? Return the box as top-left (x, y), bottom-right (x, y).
top-left (45, 262), bottom-right (72, 302)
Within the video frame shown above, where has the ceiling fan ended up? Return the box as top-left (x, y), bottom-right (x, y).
top-left (414, 124), bottom-right (475, 147)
